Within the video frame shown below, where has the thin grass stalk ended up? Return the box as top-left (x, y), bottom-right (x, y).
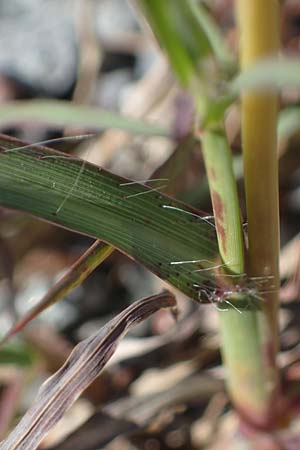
top-left (137, 0), bottom-right (281, 430)
top-left (235, 0), bottom-right (280, 337)
top-left (200, 125), bottom-right (244, 275)
top-left (200, 122), bottom-right (275, 429)
top-left (232, 0), bottom-right (281, 427)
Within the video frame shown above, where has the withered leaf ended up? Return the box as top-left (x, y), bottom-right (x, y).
top-left (1, 240), bottom-right (114, 345)
top-left (0, 291), bottom-right (176, 450)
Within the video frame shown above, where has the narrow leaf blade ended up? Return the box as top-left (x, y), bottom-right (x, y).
top-left (0, 134), bottom-right (219, 302)
top-left (232, 57), bottom-right (300, 92)
top-left (0, 100), bottom-right (170, 137)
top-left (139, 0), bottom-right (212, 87)
top-left (187, 0), bottom-right (235, 70)
top-left (2, 240), bottom-right (114, 343)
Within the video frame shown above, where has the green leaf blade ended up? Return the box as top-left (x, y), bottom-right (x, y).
top-left (0, 134), bottom-right (219, 301)
top-left (232, 57), bottom-right (300, 92)
top-left (0, 100), bottom-right (170, 137)
top-left (139, 0), bottom-right (212, 88)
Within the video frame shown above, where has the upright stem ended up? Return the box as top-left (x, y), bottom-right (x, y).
top-left (201, 125), bottom-right (244, 275)
top-left (138, 0), bottom-right (282, 431)
top-left (234, 0), bottom-right (281, 425)
top-left (236, 0), bottom-right (280, 330)
top-left (201, 123), bottom-right (277, 430)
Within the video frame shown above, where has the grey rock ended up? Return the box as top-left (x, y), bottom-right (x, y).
top-left (0, 0), bottom-right (77, 95)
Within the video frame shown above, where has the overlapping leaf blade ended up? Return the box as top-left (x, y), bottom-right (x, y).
top-left (0, 134), bottom-right (219, 301)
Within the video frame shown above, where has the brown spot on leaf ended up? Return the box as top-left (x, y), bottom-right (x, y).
top-left (212, 190), bottom-right (226, 254)
top-left (216, 222), bottom-right (226, 254)
top-left (210, 168), bottom-right (217, 181)
top-left (264, 340), bottom-right (277, 371)
top-left (212, 191), bottom-right (224, 222)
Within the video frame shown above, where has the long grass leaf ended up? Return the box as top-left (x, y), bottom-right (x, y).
top-left (187, 0), bottom-right (235, 70)
top-left (138, 0), bottom-right (211, 89)
top-left (0, 100), bottom-right (170, 137)
top-left (2, 240), bottom-right (114, 343)
top-left (0, 291), bottom-right (176, 450)
top-left (0, 134), bottom-right (219, 302)
top-left (232, 57), bottom-right (300, 92)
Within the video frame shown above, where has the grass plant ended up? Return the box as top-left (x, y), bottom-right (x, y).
top-left (0, 1), bottom-right (299, 448)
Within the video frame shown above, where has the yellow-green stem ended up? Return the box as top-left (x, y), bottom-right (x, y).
top-left (200, 124), bottom-right (275, 428)
top-left (234, 0), bottom-right (281, 425)
top-left (236, 0), bottom-right (280, 331)
top-left (201, 126), bottom-right (244, 275)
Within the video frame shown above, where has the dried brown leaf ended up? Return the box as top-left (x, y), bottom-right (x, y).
top-left (0, 291), bottom-right (176, 450)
